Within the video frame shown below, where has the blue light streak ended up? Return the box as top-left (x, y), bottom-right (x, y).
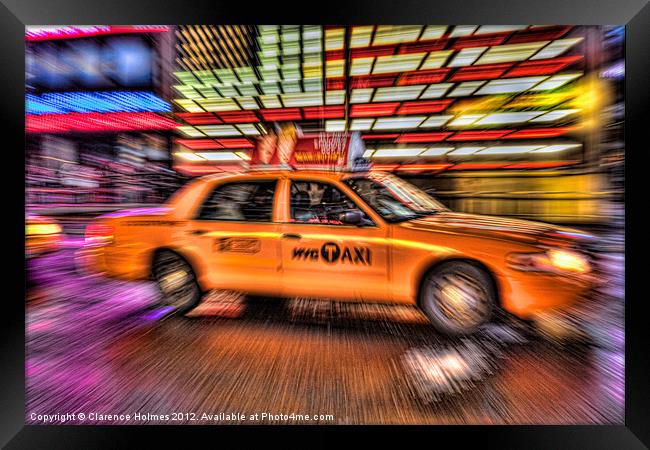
top-left (26, 91), bottom-right (172, 115)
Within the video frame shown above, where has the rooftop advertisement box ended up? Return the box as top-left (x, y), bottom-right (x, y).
top-left (249, 131), bottom-right (370, 172)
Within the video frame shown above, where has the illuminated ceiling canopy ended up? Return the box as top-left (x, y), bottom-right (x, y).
top-left (168, 25), bottom-right (591, 173)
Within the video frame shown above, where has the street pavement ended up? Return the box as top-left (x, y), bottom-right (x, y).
top-left (25, 233), bottom-right (624, 425)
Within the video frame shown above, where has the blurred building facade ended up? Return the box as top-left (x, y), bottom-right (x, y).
top-left (25, 26), bottom-right (187, 206)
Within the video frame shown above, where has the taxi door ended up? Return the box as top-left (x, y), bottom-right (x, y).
top-left (278, 177), bottom-right (390, 301)
top-left (186, 178), bottom-right (283, 294)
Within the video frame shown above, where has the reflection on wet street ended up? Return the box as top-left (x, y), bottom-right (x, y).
top-left (26, 238), bottom-right (624, 425)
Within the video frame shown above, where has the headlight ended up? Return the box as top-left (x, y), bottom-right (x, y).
top-left (547, 249), bottom-right (590, 273)
top-left (26, 223), bottom-right (62, 236)
top-left (507, 248), bottom-right (591, 274)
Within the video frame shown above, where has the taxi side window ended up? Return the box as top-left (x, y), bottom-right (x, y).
top-left (197, 181), bottom-right (276, 222)
top-left (290, 181), bottom-right (374, 226)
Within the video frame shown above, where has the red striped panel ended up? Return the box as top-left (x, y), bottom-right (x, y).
top-left (350, 75), bottom-right (397, 89)
top-left (448, 130), bottom-right (514, 141)
top-left (396, 99), bottom-right (453, 114)
top-left (176, 113), bottom-right (222, 125)
top-left (325, 50), bottom-right (345, 60)
top-left (259, 108), bottom-right (302, 121)
top-left (506, 26), bottom-right (572, 44)
top-left (26, 112), bottom-right (178, 133)
top-left (503, 127), bottom-right (576, 139)
top-left (302, 105), bottom-right (346, 119)
top-left (217, 111), bottom-right (259, 123)
top-left (504, 56), bottom-right (583, 77)
top-left (326, 78), bottom-right (346, 90)
top-left (450, 162), bottom-right (508, 170)
top-left (362, 134), bottom-right (399, 140)
top-left (396, 163), bottom-right (453, 171)
top-left (396, 132), bottom-right (452, 143)
top-left (350, 102), bottom-right (400, 117)
top-left (405, 38), bottom-right (450, 49)
top-left (176, 139), bottom-right (223, 150)
top-left (505, 160), bottom-right (579, 169)
top-left (450, 63), bottom-right (513, 81)
top-left (453, 34), bottom-right (507, 49)
top-left (351, 46), bottom-right (396, 59)
top-left (397, 68), bottom-right (451, 85)
top-left (215, 138), bottom-right (254, 148)
top-left (397, 41), bottom-right (449, 53)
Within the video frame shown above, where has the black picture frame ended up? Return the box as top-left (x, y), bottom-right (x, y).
top-left (3, 1), bottom-right (646, 447)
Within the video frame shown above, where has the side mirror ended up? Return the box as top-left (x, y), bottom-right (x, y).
top-left (342, 210), bottom-right (362, 225)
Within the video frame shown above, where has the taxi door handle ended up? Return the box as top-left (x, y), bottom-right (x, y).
top-left (282, 233), bottom-right (302, 240)
top-left (189, 230), bottom-right (208, 236)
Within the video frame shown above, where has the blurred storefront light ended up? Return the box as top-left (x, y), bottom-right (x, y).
top-left (26, 91), bottom-right (171, 115)
top-left (25, 25), bottom-right (169, 41)
top-left (26, 112), bottom-right (179, 134)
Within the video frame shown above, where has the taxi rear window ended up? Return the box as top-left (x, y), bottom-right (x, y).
top-left (196, 180), bottom-right (277, 222)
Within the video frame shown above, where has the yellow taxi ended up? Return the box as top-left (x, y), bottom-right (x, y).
top-left (79, 169), bottom-right (602, 335)
top-left (26, 214), bottom-right (63, 258)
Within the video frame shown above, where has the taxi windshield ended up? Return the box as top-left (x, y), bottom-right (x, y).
top-left (345, 173), bottom-right (449, 223)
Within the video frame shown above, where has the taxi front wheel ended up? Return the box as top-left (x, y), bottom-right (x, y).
top-left (152, 250), bottom-right (202, 315)
top-left (420, 261), bottom-right (495, 336)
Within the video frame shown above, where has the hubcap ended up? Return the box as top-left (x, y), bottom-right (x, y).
top-left (430, 272), bottom-right (489, 327)
top-left (156, 257), bottom-right (197, 309)
top-left (160, 270), bottom-right (188, 292)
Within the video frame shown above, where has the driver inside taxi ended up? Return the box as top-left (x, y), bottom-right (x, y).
top-left (291, 182), bottom-right (373, 226)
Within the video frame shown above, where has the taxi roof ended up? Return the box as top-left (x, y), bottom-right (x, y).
top-left (198, 169), bottom-right (372, 183)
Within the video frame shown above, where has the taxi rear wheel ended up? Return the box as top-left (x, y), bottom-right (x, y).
top-left (152, 250), bottom-right (202, 315)
top-left (420, 261), bottom-right (495, 336)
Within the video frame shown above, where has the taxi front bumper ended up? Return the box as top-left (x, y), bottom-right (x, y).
top-left (499, 237), bottom-right (610, 319)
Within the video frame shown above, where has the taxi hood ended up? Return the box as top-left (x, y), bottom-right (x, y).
top-left (403, 211), bottom-right (594, 245)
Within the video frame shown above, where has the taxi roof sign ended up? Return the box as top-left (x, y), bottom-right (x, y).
top-left (248, 131), bottom-right (372, 172)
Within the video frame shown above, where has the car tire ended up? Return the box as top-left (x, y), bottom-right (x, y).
top-left (152, 250), bottom-right (202, 315)
top-left (419, 261), bottom-right (495, 336)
